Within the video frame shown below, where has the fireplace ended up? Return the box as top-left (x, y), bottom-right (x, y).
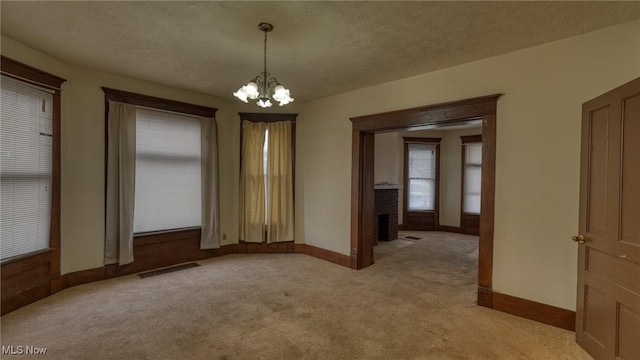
top-left (374, 185), bottom-right (400, 244)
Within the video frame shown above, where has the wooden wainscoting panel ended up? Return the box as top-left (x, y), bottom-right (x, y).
top-left (1, 251), bottom-right (52, 299)
top-left (49, 275), bottom-right (67, 294)
top-left (405, 212), bottom-right (436, 231)
top-left (492, 292), bottom-right (576, 331)
top-left (1, 282), bottom-right (51, 315)
top-left (218, 244), bottom-right (239, 255)
top-left (134, 228), bottom-right (201, 246)
top-left (65, 267), bottom-right (106, 288)
top-left (2, 239), bottom-right (352, 314)
top-left (461, 213), bottom-right (480, 235)
top-left (238, 241), bottom-right (296, 254)
top-left (438, 225), bottom-right (464, 234)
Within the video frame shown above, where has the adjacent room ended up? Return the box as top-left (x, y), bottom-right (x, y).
top-left (1, 2), bottom-right (639, 359)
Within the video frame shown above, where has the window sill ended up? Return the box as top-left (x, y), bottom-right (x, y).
top-left (1, 248), bottom-right (53, 265)
top-left (134, 226), bottom-right (201, 239)
top-left (133, 227), bottom-right (201, 246)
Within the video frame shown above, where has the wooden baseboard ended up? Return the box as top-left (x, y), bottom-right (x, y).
top-left (492, 291), bottom-right (576, 331)
top-left (477, 285), bottom-right (493, 308)
top-left (1, 241), bottom-right (351, 315)
top-left (438, 225), bottom-right (464, 234)
top-left (303, 244), bottom-right (351, 268)
top-left (2, 243), bottom-right (577, 334)
top-left (1, 282), bottom-right (51, 315)
top-left (65, 267), bottom-right (106, 287)
top-left (237, 241), bottom-right (296, 254)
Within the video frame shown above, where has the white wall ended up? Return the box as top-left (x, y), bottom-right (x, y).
top-left (374, 132), bottom-right (403, 223)
top-left (374, 132), bottom-right (402, 185)
top-left (297, 20), bottom-right (640, 310)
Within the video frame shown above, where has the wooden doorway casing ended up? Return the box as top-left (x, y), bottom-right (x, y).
top-left (350, 94), bottom-right (500, 307)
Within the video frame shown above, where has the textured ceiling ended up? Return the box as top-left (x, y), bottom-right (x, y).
top-left (2, 1), bottom-right (638, 102)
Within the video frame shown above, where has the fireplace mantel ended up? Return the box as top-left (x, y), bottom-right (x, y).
top-left (374, 184), bottom-right (403, 190)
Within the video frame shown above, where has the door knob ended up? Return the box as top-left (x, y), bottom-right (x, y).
top-left (572, 235), bottom-right (585, 244)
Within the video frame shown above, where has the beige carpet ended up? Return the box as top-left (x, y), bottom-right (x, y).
top-left (1, 232), bottom-right (592, 359)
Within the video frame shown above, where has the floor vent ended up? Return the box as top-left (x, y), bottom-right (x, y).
top-left (138, 262), bottom-right (200, 279)
top-left (404, 236), bottom-right (422, 240)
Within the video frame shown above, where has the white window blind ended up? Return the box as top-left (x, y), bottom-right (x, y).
top-left (463, 142), bottom-right (482, 214)
top-left (407, 143), bottom-right (436, 211)
top-left (133, 108), bottom-right (202, 233)
top-left (1, 75), bottom-right (53, 260)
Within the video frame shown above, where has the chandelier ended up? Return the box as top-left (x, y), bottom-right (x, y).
top-left (233, 23), bottom-right (294, 108)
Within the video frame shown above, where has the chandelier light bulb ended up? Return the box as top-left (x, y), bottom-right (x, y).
top-left (274, 85), bottom-right (286, 97)
top-left (272, 85), bottom-right (293, 106)
top-left (257, 98), bottom-right (272, 108)
top-left (232, 87), bottom-right (249, 103)
top-left (244, 82), bottom-right (260, 99)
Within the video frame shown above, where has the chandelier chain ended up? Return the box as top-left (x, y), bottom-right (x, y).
top-left (263, 28), bottom-right (268, 95)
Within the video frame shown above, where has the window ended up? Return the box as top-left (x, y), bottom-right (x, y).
top-left (239, 113), bottom-right (296, 243)
top-left (1, 56), bottom-right (65, 313)
top-left (1, 75), bottom-right (55, 260)
top-left (462, 136), bottom-right (482, 214)
top-left (406, 142), bottom-right (438, 211)
top-left (102, 87), bottom-right (218, 248)
top-left (133, 108), bottom-right (202, 233)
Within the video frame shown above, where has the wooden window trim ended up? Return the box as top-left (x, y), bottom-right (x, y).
top-left (239, 112), bottom-right (297, 123)
top-left (461, 134), bottom-right (483, 215)
top-left (403, 137), bottom-right (442, 226)
top-left (460, 135), bottom-right (482, 235)
top-left (403, 137), bottom-right (442, 144)
top-left (0, 56), bottom-right (66, 314)
top-left (102, 88), bottom-right (218, 242)
top-left (102, 87), bottom-right (217, 118)
top-left (461, 134), bottom-right (482, 144)
top-left (1, 56), bottom-right (66, 90)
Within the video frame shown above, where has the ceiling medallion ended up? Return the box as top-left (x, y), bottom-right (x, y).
top-left (233, 23), bottom-right (294, 108)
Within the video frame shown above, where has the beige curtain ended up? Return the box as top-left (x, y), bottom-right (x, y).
top-left (105, 101), bottom-right (136, 265)
top-left (200, 117), bottom-right (220, 249)
top-left (239, 120), bottom-right (266, 243)
top-left (266, 121), bottom-right (294, 243)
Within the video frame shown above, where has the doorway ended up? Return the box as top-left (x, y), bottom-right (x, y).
top-left (349, 94), bottom-right (500, 308)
